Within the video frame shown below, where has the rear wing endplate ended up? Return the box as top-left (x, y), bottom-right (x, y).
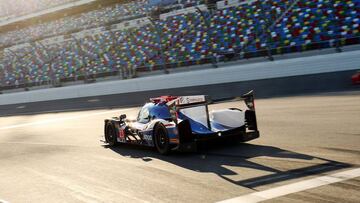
top-left (241, 90), bottom-right (255, 111)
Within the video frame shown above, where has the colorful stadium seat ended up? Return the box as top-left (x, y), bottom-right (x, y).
top-left (1, 0), bottom-right (359, 87)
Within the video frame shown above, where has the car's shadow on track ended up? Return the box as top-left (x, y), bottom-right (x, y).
top-left (104, 141), bottom-right (351, 189)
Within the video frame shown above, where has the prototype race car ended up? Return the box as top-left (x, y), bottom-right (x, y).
top-left (352, 71), bottom-right (360, 85)
top-left (104, 91), bottom-right (260, 154)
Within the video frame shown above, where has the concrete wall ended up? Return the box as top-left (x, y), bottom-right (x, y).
top-left (0, 70), bottom-right (358, 116)
top-left (0, 50), bottom-right (359, 106)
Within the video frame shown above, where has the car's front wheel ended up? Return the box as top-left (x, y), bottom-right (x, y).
top-left (105, 125), bottom-right (118, 146)
top-left (154, 124), bottom-right (170, 155)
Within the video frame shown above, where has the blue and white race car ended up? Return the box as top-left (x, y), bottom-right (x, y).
top-left (104, 91), bottom-right (259, 154)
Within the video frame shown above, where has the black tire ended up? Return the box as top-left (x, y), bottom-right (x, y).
top-left (238, 128), bottom-right (248, 143)
top-left (105, 124), bottom-right (118, 147)
top-left (154, 124), bottom-right (170, 155)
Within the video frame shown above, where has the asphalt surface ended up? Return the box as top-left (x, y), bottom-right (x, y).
top-left (0, 92), bottom-right (359, 203)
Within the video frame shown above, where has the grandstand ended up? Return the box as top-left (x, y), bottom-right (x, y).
top-left (0, 0), bottom-right (359, 91)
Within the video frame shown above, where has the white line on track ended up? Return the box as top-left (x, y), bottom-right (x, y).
top-left (242, 165), bottom-right (335, 186)
top-left (0, 109), bottom-right (131, 131)
top-left (218, 167), bottom-right (360, 203)
top-left (0, 199), bottom-right (9, 203)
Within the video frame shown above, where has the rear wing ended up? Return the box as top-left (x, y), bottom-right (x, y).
top-left (158, 91), bottom-right (256, 129)
top-left (150, 91), bottom-right (255, 109)
top-left (150, 95), bottom-right (207, 106)
top-left (166, 95), bottom-right (208, 107)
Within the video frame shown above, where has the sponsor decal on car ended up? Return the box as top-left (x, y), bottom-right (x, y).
top-left (178, 96), bottom-right (206, 105)
top-left (143, 134), bottom-right (153, 141)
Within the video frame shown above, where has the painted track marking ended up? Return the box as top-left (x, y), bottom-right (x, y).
top-left (218, 167), bottom-right (360, 203)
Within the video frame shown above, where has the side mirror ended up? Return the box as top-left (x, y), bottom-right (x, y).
top-left (119, 114), bottom-right (127, 120)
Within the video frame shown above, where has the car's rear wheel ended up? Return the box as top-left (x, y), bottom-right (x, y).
top-left (154, 124), bottom-right (170, 155)
top-left (106, 125), bottom-right (117, 146)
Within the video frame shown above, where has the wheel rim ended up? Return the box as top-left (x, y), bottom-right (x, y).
top-left (108, 127), bottom-right (114, 142)
top-left (157, 129), bottom-right (167, 149)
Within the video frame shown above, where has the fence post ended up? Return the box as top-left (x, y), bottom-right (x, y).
top-left (335, 40), bottom-right (342, 53)
top-left (148, 9), bottom-right (168, 74)
top-left (195, 6), bottom-right (218, 68)
top-left (267, 47), bottom-right (274, 61)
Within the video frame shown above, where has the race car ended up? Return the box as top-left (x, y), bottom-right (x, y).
top-left (352, 71), bottom-right (360, 85)
top-left (104, 91), bottom-right (260, 154)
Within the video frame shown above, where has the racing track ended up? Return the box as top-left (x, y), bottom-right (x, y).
top-left (0, 91), bottom-right (360, 203)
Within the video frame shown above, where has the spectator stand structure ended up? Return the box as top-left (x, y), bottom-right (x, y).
top-left (0, 0), bottom-right (359, 92)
